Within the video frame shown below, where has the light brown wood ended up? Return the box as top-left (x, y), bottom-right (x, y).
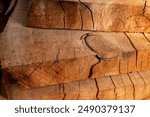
top-left (27, 0), bottom-right (150, 32)
top-left (126, 33), bottom-right (150, 71)
top-left (96, 76), bottom-right (116, 100)
top-left (78, 78), bottom-right (98, 100)
top-left (128, 72), bottom-right (146, 100)
top-left (2, 0), bottom-right (150, 88)
top-left (1, 71), bottom-right (64, 100)
top-left (120, 74), bottom-right (134, 100)
top-left (2, 70), bottom-right (150, 100)
top-left (110, 75), bottom-right (126, 100)
top-left (64, 81), bottom-right (80, 100)
top-left (138, 70), bottom-right (150, 99)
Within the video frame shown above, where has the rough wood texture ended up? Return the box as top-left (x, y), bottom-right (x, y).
top-left (1, 0), bottom-right (150, 88)
top-left (2, 70), bottom-right (150, 100)
top-left (1, 71), bottom-right (64, 100)
top-left (56, 0), bottom-right (146, 5)
top-left (27, 0), bottom-right (150, 32)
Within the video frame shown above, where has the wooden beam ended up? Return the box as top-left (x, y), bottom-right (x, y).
top-left (2, 70), bottom-right (150, 100)
top-left (1, 71), bottom-right (64, 100)
top-left (27, 0), bottom-right (150, 32)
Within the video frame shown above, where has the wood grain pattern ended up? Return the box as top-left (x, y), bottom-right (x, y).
top-left (2, 70), bottom-right (150, 100)
top-left (2, 0), bottom-right (150, 88)
top-left (27, 0), bottom-right (150, 32)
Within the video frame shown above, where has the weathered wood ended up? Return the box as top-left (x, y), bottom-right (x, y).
top-left (126, 33), bottom-right (150, 71)
top-left (96, 76), bottom-right (116, 100)
top-left (78, 78), bottom-right (97, 100)
top-left (128, 72), bottom-right (146, 100)
top-left (3, 70), bottom-right (150, 100)
top-left (27, 0), bottom-right (150, 32)
top-left (57, 0), bottom-right (146, 5)
top-left (1, 71), bottom-right (64, 100)
top-left (2, 0), bottom-right (150, 88)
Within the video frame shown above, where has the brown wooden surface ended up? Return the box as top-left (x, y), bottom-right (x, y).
top-left (0, 96), bottom-right (5, 100)
top-left (1, 0), bottom-right (150, 88)
top-left (2, 70), bottom-right (150, 100)
top-left (1, 71), bottom-right (64, 100)
top-left (57, 0), bottom-right (146, 5)
top-left (27, 0), bottom-right (150, 32)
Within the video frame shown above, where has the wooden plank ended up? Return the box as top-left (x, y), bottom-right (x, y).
top-left (128, 72), bottom-right (146, 100)
top-left (143, 33), bottom-right (150, 69)
top-left (2, 70), bottom-right (150, 100)
top-left (120, 74), bottom-right (134, 100)
top-left (57, 0), bottom-right (147, 5)
top-left (64, 81), bottom-right (80, 100)
top-left (138, 70), bottom-right (150, 99)
top-left (96, 76), bottom-right (116, 100)
top-left (1, 71), bottom-right (64, 100)
top-left (27, 0), bottom-right (150, 32)
top-left (126, 33), bottom-right (150, 71)
top-left (111, 75), bottom-right (126, 100)
top-left (78, 78), bottom-right (98, 100)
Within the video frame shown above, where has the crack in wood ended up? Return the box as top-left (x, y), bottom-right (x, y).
top-left (79, 1), bottom-right (95, 30)
top-left (110, 76), bottom-right (117, 100)
top-left (94, 79), bottom-right (99, 100)
top-left (58, 0), bottom-right (66, 27)
top-left (23, 63), bottom-right (41, 88)
top-left (137, 71), bottom-right (147, 98)
top-left (124, 33), bottom-right (138, 71)
top-left (80, 33), bottom-right (101, 78)
top-left (142, 0), bottom-right (147, 14)
top-left (62, 84), bottom-right (66, 100)
top-left (127, 73), bottom-right (135, 100)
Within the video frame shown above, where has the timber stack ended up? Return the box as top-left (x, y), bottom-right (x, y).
top-left (0, 0), bottom-right (150, 100)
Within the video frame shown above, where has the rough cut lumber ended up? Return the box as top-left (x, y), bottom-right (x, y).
top-left (1, 71), bottom-right (64, 100)
top-left (56, 0), bottom-right (146, 5)
top-left (27, 0), bottom-right (150, 32)
top-left (1, 0), bottom-right (150, 88)
top-left (2, 70), bottom-right (150, 100)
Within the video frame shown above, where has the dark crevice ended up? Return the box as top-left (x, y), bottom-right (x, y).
top-left (137, 72), bottom-right (147, 97)
top-left (94, 79), bottom-right (99, 100)
top-left (143, 33), bottom-right (150, 43)
top-left (127, 73), bottom-right (135, 100)
top-left (124, 33), bottom-right (138, 71)
top-left (0, 0), bottom-right (17, 33)
top-left (110, 76), bottom-right (117, 100)
top-left (58, 0), bottom-right (66, 27)
top-left (79, 1), bottom-right (94, 30)
top-left (80, 33), bottom-right (101, 78)
top-left (89, 55), bottom-right (101, 77)
top-left (61, 84), bottom-right (66, 100)
top-left (142, 0), bottom-right (147, 14)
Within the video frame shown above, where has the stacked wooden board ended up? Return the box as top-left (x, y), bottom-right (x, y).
top-left (2, 69), bottom-right (150, 100)
top-left (27, 0), bottom-right (150, 32)
top-left (1, 0), bottom-right (150, 99)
